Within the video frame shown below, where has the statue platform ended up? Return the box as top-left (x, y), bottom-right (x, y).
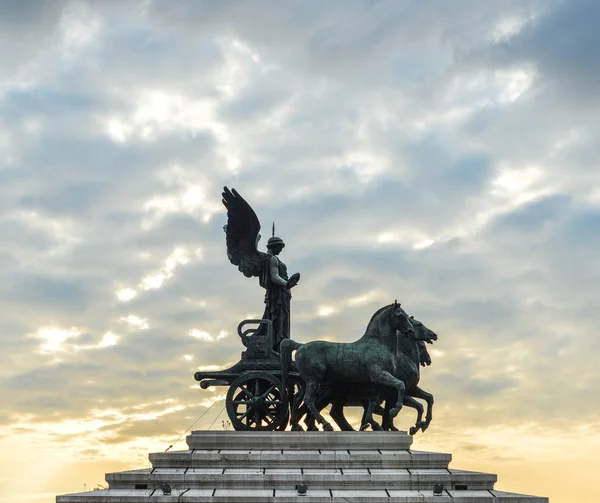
top-left (56, 431), bottom-right (548, 502)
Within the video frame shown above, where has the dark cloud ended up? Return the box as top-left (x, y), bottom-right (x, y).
top-left (8, 273), bottom-right (91, 311)
top-left (489, 194), bottom-right (572, 232)
top-left (489, 0), bottom-right (600, 100)
top-left (0, 0), bottom-right (65, 34)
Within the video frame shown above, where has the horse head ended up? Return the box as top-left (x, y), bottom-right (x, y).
top-left (389, 300), bottom-right (415, 338)
top-left (407, 315), bottom-right (438, 343)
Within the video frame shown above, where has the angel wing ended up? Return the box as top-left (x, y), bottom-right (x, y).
top-left (222, 186), bottom-right (268, 278)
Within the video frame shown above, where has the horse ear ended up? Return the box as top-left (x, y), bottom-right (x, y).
top-left (394, 299), bottom-right (400, 306)
top-left (409, 315), bottom-right (414, 319)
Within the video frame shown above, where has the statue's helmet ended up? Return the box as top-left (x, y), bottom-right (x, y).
top-left (267, 236), bottom-right (285, 249)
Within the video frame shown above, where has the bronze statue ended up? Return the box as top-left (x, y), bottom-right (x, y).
top-left (192, 187), bottom-right (440, 434)
top-left (332, 316), bottom-right (437, 434)
top-left (281, 301), bottom-right (415, 431)
top-left (297, 315), bottom-right (437, 434)
top-left (222, 187), bottom-right (300, 352)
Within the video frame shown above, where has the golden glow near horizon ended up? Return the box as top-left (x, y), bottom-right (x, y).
top-left (4, 406), bottom-right (599, 502)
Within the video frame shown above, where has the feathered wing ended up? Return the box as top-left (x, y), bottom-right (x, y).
top-left (222, 186), bottom-right (267, 278)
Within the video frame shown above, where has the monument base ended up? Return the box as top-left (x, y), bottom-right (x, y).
top-left (56, 431), bottom-right (548, 502)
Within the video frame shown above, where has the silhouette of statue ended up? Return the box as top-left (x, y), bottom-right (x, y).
top-left (222, 187), bottom-right (300, 352)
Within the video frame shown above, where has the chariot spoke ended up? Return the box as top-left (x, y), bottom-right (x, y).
top-left (238, 408), bottom-right (252, 422)
top-left (259, 384), bottom-right (276, 399)
top-left (241, 385), bottom-right (255, 399)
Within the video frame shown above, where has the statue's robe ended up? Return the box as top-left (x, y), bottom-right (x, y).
top-left (257, 254), bottom-right (291, 352)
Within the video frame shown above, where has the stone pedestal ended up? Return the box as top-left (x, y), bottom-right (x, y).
top-left (56, 431), bottom-right (548, 502)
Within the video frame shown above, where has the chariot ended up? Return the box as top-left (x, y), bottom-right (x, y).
top-left (194, 187), bottom-right (436, 435)
top-left (194, 318), bottom-right (301, 431)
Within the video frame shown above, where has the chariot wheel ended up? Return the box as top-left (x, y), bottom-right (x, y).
top-left (226, 372), bottom-right (289, 431)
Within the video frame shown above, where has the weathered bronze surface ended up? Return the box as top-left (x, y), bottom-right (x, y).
top-left (298, 316), bottom-right (437, 434)
top-left (193, 187), bottom-right (440, 433)
top-left (222, 187), bottom-right (300, 352)
top-left (280, 301), bottom-right (416, 431)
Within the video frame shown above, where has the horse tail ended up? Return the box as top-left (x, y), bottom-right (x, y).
top-left (280, 338), bottom-right (302, 398)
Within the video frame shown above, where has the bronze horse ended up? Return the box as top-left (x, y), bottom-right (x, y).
top-left (328, 316), bottom-right (437, 434)
top-left (280, 301), bottom-right (415, 431)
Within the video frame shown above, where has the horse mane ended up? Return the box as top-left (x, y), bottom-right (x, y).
top-left (364, 303), bottom-right (393, 332)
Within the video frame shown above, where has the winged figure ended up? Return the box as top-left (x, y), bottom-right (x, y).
top-left (222, 187), bottom-right (300, 351)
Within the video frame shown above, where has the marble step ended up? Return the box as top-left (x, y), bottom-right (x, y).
top-left (56, 431), bottom-right (548, 502)
top-left (56, 487), bottom-right (549, 502)
top-left (185, 431), bottom-right (413, 451)
top-left (106, 467), bottom-right (497, 491)
top-left (149, 448), bottom-right (452, 469)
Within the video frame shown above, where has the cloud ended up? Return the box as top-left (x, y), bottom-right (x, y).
top-left (0, 2), bottom-right (599, 501)
top-left (484, 0), bottom-right (600, 99)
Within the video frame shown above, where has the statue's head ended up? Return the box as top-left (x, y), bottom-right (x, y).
top-left (267, 236), bottom-right (285, 254)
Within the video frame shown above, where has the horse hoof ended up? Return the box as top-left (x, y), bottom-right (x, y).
top-left (390, 426), bottom-right (399, 432)
top-left (409, 426), bottom-right (418, 435)
top-left (323, 424), bottom-right (334, 432)
top-left (359, 424), bottom-right (369, 431)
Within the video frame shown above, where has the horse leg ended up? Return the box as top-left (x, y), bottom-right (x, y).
top-left (303, 381), bottom-right (334, 431)
top-left (359, 407), bottom-right (367, 430)
top-left (306, 410), bottom-right (318, 431)
top-left (372, 402), bottom-right (390, 430)
top-left (301, 409), bottom-right (315, 431)
top-left (382, 400), bottom-right (395, 431)
top-left (364, 394), bottom-right (384, 431)
top-left (330, 393), bottom-right (356, 431)
top-left (292, 386), bottom-right (317, 431)
top-left (410, 386), bottom-right (434, 431)
top-left (359, 400), bottom-right (369, 430)
top-left (359, 386), bottom-right (383, 431)
top-left (291, 386), bottom-right (305, 431)
top-left (402, 395), bottom-right (424, 435)
top-left (299, 398), bottom-right (321, 431)
top-left (368, 367), bottom-right (406, 419)
top-left (377, 392), bottom-right (394, 431)
top-left (305, 384), bottom-right (334, 431)
top-left (359, 401), bottom-right (370, 431)
top-left (377, 389), bottom-right (396, 431)
top-left (379, 399), bottom-right (391, 431)
top-left (297, 403), bottom-right (312, 431)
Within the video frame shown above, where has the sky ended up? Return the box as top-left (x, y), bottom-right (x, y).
top-left (0, 0), bottom-right (599, 502)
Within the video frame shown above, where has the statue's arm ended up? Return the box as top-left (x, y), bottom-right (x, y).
top-left (269, 256), bottom-right (288, 287)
